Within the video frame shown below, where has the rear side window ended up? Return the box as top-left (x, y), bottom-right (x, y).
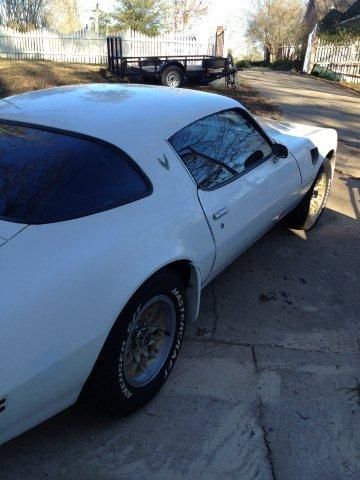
top-left (0, 123), bottom-right (151, 224)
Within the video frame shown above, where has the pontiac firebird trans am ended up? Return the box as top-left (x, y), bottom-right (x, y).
top-left (0, 84), bottom-right (337, 444)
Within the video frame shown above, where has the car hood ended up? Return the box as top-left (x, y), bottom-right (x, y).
top-left (259, 119), bottom-right (337, 189)
top-left (258, 119), bottom-right (337, 159)
top-left (258, 119), bottom-right (326, 143)
top-left (0, 220), bottom-right (28, 246)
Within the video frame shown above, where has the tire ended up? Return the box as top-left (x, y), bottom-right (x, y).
top-left (84, 270), bottom-right (186, 415)
top-left (161, 65), bottom-right (184, 87)
top-left (282, 159), bottom-right (332, 230)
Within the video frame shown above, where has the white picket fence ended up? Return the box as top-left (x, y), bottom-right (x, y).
top-left (313, 39), bottom-right (360, 83)
top-left (304, 30), bottom-right (360, 84)
top-left (121, 29), bottom-right (215, 57)
top-left (0, 26), bottom-right (107, 63)
top-left (0, 26), bottom-right (215, 64)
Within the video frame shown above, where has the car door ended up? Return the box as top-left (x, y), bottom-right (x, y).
top-left (169, 108), bottom-right (302, 281)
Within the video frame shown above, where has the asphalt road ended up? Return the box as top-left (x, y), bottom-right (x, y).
top-left (238, 69), bottom-right (360, 178)
top-left (1, 170), bottom-right (359, 480)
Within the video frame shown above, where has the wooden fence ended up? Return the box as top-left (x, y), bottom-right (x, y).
top-left (0, 26), bottom-right (215, 64)
top-left (304, 30), bottom-right (360, 84)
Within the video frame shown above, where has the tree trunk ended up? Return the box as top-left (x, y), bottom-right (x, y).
top-left (264, 46), bottom-right (271, 63)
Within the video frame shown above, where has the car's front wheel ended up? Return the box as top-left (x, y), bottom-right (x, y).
top-left (282, 159), bottom-right (332, 230)
top-left (85, 270), bottom-right (186, 415)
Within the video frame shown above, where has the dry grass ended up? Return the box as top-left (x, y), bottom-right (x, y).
top-left (0, 59), bottom-right (114, 97)
top-left (0, 58), bottom-right (281, 119)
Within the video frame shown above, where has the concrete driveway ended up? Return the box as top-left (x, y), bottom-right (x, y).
top-left (238, 69), bottom-right (360, 178)
top-left (1, 171), bottom-right (359, 479)
top-left (1, 72), bottom-right (359, 479)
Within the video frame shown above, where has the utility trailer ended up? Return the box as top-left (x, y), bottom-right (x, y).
top-left (107, 36), bottom-right (236, 88)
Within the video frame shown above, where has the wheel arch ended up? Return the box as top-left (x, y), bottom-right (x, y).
top-left (107, 259), bottom-right (202, 329)
top-left (80, 259), bottom-right (202, 401)
top-left (147, 260), bottom-right (202, 323)
top-left (160, 61), bottom-right (186, 75)
top-left (325, 149), bottom-right (336, 174)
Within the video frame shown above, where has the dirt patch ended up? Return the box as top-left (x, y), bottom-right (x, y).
top-left (310, 73), bottom-right (360, 96)
top-left (340, 81), bottom-right (360, 94)
top-left (0, 59), bottom-right (281, 119)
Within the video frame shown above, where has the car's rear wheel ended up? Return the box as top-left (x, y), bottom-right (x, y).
top-left (85, 270), bottom-right (186, 415)
top-left (282, 159), bottom-right (332, 230)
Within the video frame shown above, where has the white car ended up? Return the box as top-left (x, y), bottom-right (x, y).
top-left (0, 84), bottom-right (337, 444)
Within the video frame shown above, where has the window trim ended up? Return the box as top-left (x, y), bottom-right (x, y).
top-left (0, 119), bottom-right (153, 225)
top-left (167, 107), bottom-right (275, 191)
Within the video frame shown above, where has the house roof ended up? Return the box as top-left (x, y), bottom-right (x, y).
top-left (321, 0), bottom-right (360, 29)
top-left (343, 0), bottom-right (360, 20)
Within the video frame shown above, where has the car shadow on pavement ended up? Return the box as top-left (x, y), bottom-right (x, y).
top-left (190, 200), bottom-right (360, 347)
top-left (339, 176), bottom-right (360, 220)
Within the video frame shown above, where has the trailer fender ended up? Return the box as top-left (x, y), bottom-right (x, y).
top-left (159, 61), bottom-right (185, 75)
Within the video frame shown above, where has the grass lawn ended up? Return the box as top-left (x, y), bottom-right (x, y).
top-left (0, 59), bottom-right (281, 119)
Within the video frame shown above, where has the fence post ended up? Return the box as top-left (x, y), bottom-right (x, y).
top-left (303, 24), bottom-right (319, 74)
top-left (215, 26), bottom-right (224, 57)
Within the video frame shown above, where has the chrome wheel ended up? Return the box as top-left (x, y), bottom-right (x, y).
top-left (309, 173), bottom-right (327, 216)
top-left (166, 70), bottom-right (181, 87)
top-left (123, 295), bottom-right (176, 387)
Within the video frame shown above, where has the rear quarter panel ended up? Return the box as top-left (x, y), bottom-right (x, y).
top-left (0, 141), bottom-right (215, 444)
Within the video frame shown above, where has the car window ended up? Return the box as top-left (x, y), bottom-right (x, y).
top-left (0, 123), bottom-right (151, 224)
top-left (169, 109), bottom-right (273, 190)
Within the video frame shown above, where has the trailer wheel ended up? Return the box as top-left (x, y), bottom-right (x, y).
top-left (161, 65), bottom-right (184, 88)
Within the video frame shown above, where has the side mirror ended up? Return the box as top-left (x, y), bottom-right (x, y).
top-left (272, 143), bottom-right (288, 158)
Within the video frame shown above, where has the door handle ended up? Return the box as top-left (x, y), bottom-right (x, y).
top-left (213, 208), bottom-right (228, 220)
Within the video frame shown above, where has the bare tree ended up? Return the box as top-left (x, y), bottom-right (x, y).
top-left (45, 0), bottom-right (80, 34)
top-left (246, 0), bottom-right (306, 62)
top-left (0, 0), bottom-right (48, 31)
top-left (171, 0), bottom-right (208, 32)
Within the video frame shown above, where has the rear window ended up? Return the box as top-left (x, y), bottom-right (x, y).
top-left (0, 123), bottom-right (151, 224)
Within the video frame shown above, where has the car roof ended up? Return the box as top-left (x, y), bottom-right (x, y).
top-left (0, 84), bottom-right (240, 147)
